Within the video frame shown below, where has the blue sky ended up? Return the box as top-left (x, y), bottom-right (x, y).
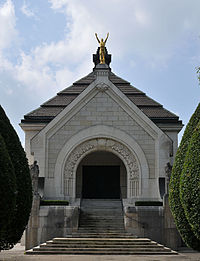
top-left (0, 0), bottom-right (200, 145)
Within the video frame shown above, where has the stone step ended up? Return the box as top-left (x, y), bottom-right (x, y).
top-left (77, 231), bottom-right (126, 234)
top-left (80, 221), bottom-right (123, 223)
top-left (79, 224), bottom-right (124, 227)
top-left (81, 203), bottom-right (122, 206)
top-left (27, 250), bottom-right (177, 255)
top-left (34, 247), bottom-right (172, 252)
top-left (80, 225), bottom-right (123, 228)
top-left (25, 199), bottom-right (177, 256)
top-left (80, 215), bottom-right (123, 218)
top-left (81, 217), bottom-right (123, 220)
top-left (79, 221), bottom-right (124, 225)
top-left (81, 199), bottom-right (122, 205)
top-left (44, 243), bottom-right (160, 248)
top-left (80, 213), bottom-right (124, 217)
top-left (81, 206), bottom-right (122, 209)
top-left (26, 237), bottom-right (177, 255)
top-left (78, 226), bottom-right (125, 229)
top-left (72, 233), bottom-right (133, 238)
top-left (81, 205), bottom-right (122, 207)
top-left (71, 233), bottom-right (134, 238)
top-left (80, 224), bottom-right (124, 227)
top-left (46, 240), bottom-right (157, 245)
top-left (81, 211), bottom-right (122, 214)
top-left (78, 227), bottom-right (125, 230)
top-left (27, 247), bottom-right (177, 255)
top-left (75, 230), bottom-right (126, 233)
top-left (52, 238), bottom-right (149, 243)
top-left (80, 211), bottom-right (122, 214)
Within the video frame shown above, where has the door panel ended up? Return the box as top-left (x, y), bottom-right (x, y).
top-left (82, 166), bottom-right (120, 199)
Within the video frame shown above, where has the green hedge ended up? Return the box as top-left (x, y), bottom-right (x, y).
top-left (0, 106), bottom-right (32, 249)
top-left (0, 135), bottom-right (16, 250)
top-left (135, 201), bottom-right (163, 206)
top-left (180, 121), bottom-right (200, 240)
top-left (169, 103), bottom-right (200, 250)
top-left (40, 200), bottom-right (69, 206)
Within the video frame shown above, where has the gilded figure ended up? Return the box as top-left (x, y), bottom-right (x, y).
top-left (95, 33), bottom-right (109, 64)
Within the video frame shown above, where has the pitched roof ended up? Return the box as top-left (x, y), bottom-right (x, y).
top-left (21, 71), bottom-right (182, 126)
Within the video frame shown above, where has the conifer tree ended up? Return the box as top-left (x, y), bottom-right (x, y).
top-left (0, 134), bottom-right (16, 250)
top-left (180, 120), bottom-right (200, 240)
top-left (0, 105), bottom-right (32, 249)
top-left (169, 103), bottom-right (200, 250)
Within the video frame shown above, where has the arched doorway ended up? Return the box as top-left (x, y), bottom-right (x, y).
top-left (76, 151), bottom-right (127, 199)
top-left (63, 137), bottom-right (142, 201)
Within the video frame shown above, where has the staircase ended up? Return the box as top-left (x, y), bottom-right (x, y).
top-left (74, 199), bottom-right (129, 238)
top-left (26, 199), bottom-right (177, 255)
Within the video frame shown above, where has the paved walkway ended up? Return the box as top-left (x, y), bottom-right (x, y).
top-left (0, 244), bottom-right (200, 261)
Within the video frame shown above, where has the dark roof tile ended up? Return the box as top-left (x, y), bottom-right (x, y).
top-left (42, 95), bottom-right (77, 107)
top-left (25, 106), bottom-right (64, 117)
top-left (73, 72), bottom-right (96, 85)
top-left (127, 95), bottom-right (161, 106)
top-left (139, 107), bottom-right (178, 118)
top-left (22, 71), bottom-right (182, 126)
top-left (109, 72), bottom-right (130, 85)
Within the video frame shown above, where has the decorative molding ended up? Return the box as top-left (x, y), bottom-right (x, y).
top-left (109, 141), bottom-right (139, 179)
top-left (64, 139), bottom-right (97, 179)
top-left (64, 138), bottom-right (139, 197)
top-left (95, 83), bottom-right (109, 92)
top-left (95, 70), bottom-right (109, 77)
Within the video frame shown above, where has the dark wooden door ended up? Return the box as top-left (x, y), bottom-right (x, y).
top-left (82, 166), bottom-right (120, 199)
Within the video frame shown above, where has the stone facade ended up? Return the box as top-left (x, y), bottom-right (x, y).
top-left (20, 62), bottom-right (183, 250)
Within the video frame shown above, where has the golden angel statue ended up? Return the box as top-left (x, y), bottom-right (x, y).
top-left (95, 33), bottom-right (109, 64)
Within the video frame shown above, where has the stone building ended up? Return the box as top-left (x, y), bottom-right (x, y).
top-left (20, 47), bottom-right (183, 251)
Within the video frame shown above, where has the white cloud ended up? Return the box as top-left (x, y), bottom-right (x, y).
top-left (1, 0), bottom-right (200, 101)
top-left (0, 0), bottom-right (199, 145)
top-left (48, 0), bottom-right (200, 66)
top-left (48, 0), bottom-right (68, 10)
top-left (14, 51), bottom-right (57, 95)
top-left (21, 1), bottom-right (36, 18)
top-left (0, 0), bottom-right (17, 50)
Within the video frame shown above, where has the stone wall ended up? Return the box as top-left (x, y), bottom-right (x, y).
top-left (26, 199), bottom-right (79, 250)
top-left (47, 91), bottom-right (155, 180)
top-left (124, 196), bottom-right (181, 250)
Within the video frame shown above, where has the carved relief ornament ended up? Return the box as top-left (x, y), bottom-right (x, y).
top-left (95, 83), bottom-right (109, 92)
top-left (64, 138), bottom-right (139, 195)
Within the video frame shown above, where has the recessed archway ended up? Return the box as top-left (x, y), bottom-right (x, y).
top-left (53, 125), bottom-right (150, 200)
top-left (63, 137), bottom-right (141, 200)
top-left (76, 151), bottom-right (127, 199)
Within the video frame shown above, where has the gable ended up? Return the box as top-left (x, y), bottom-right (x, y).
top-left (45, 87), bottom-right (157, 180)
top-left (30, 70), bottom-right (173, 181)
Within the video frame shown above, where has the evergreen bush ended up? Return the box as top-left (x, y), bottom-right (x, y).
top-left (0, 106), bottom-right (32, 248)
top-left (0, 135), bottom-right (16, 250)
top-left (180, 121), bottom-right (200, 240)
top-left (169, 103), bottom-right (200, 250)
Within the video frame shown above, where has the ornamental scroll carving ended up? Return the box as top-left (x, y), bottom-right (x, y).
top-left (95, 83), bottom-right (109, 92)
top-left (64, 138), bottom-right (140, 197)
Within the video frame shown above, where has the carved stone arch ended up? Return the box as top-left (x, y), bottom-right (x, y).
top-left (63, 137), bottom-right (140, 199)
